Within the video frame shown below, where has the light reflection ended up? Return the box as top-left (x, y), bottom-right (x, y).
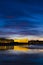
top-left (14, 46), bottom-right (28, 52)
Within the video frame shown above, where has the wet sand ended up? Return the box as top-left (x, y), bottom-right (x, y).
top-left (0, 49), bottom-right (43, 65)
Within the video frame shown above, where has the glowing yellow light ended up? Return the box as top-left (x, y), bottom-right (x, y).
top-left (14, 46), bottom-right (28, 51)
top-left (14, 38), bottom-right (28, 43)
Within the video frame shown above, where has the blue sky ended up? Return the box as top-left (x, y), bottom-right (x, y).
top-left (0, 0), bottom-right (43, 39)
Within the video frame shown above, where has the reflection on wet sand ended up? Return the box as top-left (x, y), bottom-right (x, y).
top-left (14, 46), bottom-right (28, 52)
top-left (13, 46), bottom-right (43, 53)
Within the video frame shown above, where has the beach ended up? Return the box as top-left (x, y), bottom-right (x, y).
top-left (0, 49), bottom-right (43, 65)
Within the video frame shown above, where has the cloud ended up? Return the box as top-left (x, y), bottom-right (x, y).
top-left (0, 0), bottom-right (43, 39)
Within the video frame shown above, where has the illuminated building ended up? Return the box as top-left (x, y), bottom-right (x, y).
top-left (14, 38), bottom-right (28, 43)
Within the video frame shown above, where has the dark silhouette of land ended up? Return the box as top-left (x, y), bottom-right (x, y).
top-left (0, 38), bottom-right (43, 49)
top-left (0, 38), bottom-right (43, 46)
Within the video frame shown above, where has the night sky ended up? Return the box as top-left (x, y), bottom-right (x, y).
top-left (0, 0), bottom-right (43, 39)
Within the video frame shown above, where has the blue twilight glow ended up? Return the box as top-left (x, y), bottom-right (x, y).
top-left (0, 0), bottom-right (43, 38)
